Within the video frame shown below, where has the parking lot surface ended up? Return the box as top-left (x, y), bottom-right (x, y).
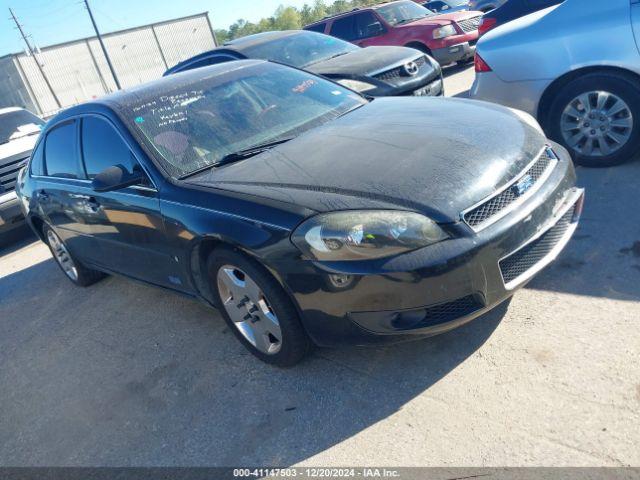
top-left (1, 65), bottom-right (639, 467)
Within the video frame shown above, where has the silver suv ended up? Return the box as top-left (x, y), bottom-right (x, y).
top-left (0, 107), bottom-right (44, 233)
top-left (471, 0), bottom-right (640, 167)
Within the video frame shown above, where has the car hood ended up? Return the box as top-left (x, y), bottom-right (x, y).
top-left (186, 97), bottom-right (546, 223)
top-left (305, 46), bottom-right (428, 77)
top-left (0, 134), bottom-right (39, 161)
top-left (400, 9), bottom-right (481, 26)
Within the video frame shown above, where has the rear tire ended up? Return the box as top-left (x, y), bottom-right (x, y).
top-left (546, 72), bottom-right (640, 167)
top-left (43, 224), bottom-right (106, 287)
top-left (208, 248), bottom-right (313, 367)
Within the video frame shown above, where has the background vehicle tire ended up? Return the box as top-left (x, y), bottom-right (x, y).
top-left (546, 72), bottom-right (640, 167)
top-left (208, 248), bottom-right (313, 367)
top-left (43, 224), bottom-right (106, 287)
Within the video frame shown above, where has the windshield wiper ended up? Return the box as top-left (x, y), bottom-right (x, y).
top-left (215, 137), bottom-right (294, 167)
top-left (179, 137), bottom-right (293, 180)
top-left (304, 52), bottom-right (349, 67)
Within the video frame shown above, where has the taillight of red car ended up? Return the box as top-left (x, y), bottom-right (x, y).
top-left (474, 53), bottom-right (492, 73)
top-left (478, 17), bottom-right (497, 37)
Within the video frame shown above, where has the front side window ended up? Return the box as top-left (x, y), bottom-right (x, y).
top-left (354, 12), bottom-right (385, 39)
top-left (44, 121), bottom-right (78, 179)
top-left (241, 32), bottom-right (359, 68)
top-left (376, 1), bottom-right (436, 26)
top-left (81, 116), bottom-right (137, 179)
top-left (126, 62), bottom-right (366, 178)
top-left (0, 109), bottom-right (44, 145)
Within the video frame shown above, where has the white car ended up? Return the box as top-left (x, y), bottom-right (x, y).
top-left (470, 0), bottom-right (640, 167)
top-left (0, 107), bottom-right (44, 233)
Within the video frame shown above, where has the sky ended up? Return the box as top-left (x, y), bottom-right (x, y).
top-left (0, 0), bottom-right (311, 56)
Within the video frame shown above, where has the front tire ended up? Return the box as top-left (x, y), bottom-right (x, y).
top-left (208, 248), bottom-right (312, 367)
top-left (546, 72), bottom-right (640, 167)
top-left (43, 224), bottom-right (106, 287)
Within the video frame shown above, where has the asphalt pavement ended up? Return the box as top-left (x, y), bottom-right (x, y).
top-left (0, 64), bottom-right (638, 467)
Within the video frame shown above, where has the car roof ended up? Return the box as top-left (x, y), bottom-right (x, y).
top-left (51, 60), bottom-right (267, 121)
top-left (224, 30), bottom-right (304, 50)
top-left (305, 0), bottom-right (406, 26)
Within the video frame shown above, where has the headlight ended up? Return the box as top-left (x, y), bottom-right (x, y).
top-left (433, 24), bottom-right (457, 39)
top-left (336, 79), bottom-right (377, 93)
top-left (291, 210), bottom-right (448, 261)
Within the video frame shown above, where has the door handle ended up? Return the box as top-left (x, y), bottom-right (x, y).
top-left (36, 191), bottom-right (49, 201)
top-left (69, 193), bottom-right (91, 199)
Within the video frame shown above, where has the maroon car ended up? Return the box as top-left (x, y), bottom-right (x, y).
top-left (304, 0), bottom-right (482, 66)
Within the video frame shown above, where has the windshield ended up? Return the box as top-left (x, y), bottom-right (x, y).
top-left (128, 62), bottom-right (366, 178)
top-left (0, 110), bottom-right (44, 145)
top-left (377, 1), bottom-right (436, 26)
top-left (241, 31), bottom-right (359, 68)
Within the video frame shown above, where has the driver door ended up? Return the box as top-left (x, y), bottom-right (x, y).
top-left (77, 115), bottom-right (181, 290)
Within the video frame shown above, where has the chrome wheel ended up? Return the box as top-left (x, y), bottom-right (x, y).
top-left (217, 265), bottom-right (282, 355)
top-left (561, 90), bottom-right (633, 157)
top-left (46, 230), bottom-right (78, 281)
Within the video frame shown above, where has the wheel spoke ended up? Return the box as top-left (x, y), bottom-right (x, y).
top-left (582, 137), bottom-right (594, 156)
top-left (606, 99), bottom-right (628, 117)
top-left (610, 117), bottom-right (632, 129)
top-left (578, 93), bottom-right (592, 112)
top-left (218, 268), bottom-right (245, 305)
top-left (243, 276), bottom-right (263, 304)
top-left (595, 91), bottom-right (609, 111)
top-left (564, 105), bottom-right (583, 120)
top-left (566, 131), bottom-right (585, 147)
top-left (606, 130), bottom-right (628, 145)
top-left (598, 138), bottom-right (612, 156)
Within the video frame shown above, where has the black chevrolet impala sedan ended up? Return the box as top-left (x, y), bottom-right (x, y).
top-left (17, 60), bottom-right (584, 366)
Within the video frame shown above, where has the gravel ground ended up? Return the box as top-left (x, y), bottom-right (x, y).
top-left (0, 65), bottom-right (638, 467)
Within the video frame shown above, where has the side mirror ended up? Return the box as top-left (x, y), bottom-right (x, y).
top-left (366, 22), bottom-right (384, 36)
top-left (92, 165), bottom-right (144, 192)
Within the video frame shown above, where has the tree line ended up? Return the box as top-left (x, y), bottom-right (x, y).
top-left (214, 0), bottom-right (384, 43)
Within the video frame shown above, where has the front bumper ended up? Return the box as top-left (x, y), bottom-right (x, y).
top-left (279, 144), bottom-right (582, 347)
top-left (431, 40), bottom-right (476, 65)
top-left (0, 192), bottom-right (24, 232)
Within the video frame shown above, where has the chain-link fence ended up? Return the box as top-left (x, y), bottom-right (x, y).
top-left (0, 12), bottom-right (216, 118)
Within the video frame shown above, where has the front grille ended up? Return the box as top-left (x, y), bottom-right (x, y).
top-left (391, 294), bottom-right (484, 330)
top-left (456, 15), bottom-right (482, 33)
top-left (499, 206), bottom-right (576, 285)
top-left (463, 148), bottom-right (557, 230)
top-left (0, 155), bottom-right (29, 194)
top-left (374, 56), bottom-right (427, 81)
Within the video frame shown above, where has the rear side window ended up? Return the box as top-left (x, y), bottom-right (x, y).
top-left (44, 121), bottom-right (78, 179)
top-left (182, 54), bottom-right (236, 72)
top-left (81, 116), bottom-right (136, 178)
top-left (306, 22), bottom-right (327, 33)
top-left (330, 15), bottom-right (357, 41)
top-left (30, 140), bottom-right (45, 176)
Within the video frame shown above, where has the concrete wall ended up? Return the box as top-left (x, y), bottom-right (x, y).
top-left (0, 13), bottom-right (216, 117)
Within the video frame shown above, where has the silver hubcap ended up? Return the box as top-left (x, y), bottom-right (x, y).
top-left (561, 90), bottom-right (633, 157)
top-left (47, 230), bottom-right (78, 281)
top-left (217, 265), bottom-right (282, 355)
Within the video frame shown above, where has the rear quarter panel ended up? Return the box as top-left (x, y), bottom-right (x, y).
top-left (479, 0), bottom-right (640, 82)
